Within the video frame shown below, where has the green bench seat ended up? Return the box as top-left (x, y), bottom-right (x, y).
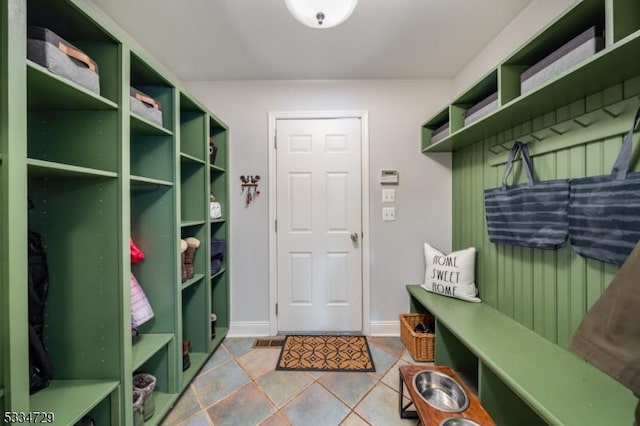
top-left (406, 284), bottom-right (636, 426)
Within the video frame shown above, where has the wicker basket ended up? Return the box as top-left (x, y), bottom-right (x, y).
top-left (400, 313), bottom-right (435, 362)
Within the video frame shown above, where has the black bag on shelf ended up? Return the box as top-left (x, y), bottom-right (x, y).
top-left (28, 231), bottom-right (53, 394)
top-left (484, 142), bottom-right (570, 249)
top-left (568, 107), bottom-right (640, 265)
top-left (209, 137), bottom-right (218, 165)
top-left (211, 238), bottom-right (226, 274)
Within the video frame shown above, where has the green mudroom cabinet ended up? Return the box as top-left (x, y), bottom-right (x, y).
top-left (420, 0), bottom-right (640, 424)
top-left (0, 0), bottom-right (230, 424)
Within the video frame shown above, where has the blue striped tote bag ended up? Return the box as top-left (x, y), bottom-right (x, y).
top-left (568, 107), bottom-right (640, 265)
top-left (484, 142), bottom-right (570, 249)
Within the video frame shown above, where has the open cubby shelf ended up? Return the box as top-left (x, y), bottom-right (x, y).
top-left (3, 0), bottom-right (230, 423)
top-left (143, 392), bottom-right (178, 426)
top-left (181, 152), bottom-right (206, 165)
top-left (181, 220), bottom-right (206, 228)
top-left (182, 274), bottom-right (205, 291)
top-left (211, 267), bottom-right (226, 280)
top-left (181, 352), bottom-right (209, 386)
top-left (27, 158), bottom-right (118, 178)
top-left (422, 0), bottom-right (640, 152)
top-left (130, 175), bottom-right (174, 188)
top-left (29, 380), bottom-right (119, 426)
top-left (131, 113), bottom-right (174, 136)
top-left (130, 53), bottom-right (175, 134)
top-left (132, 334), bottom-right (174, 371)
top-left (27, 61), bottom-right (118, 110)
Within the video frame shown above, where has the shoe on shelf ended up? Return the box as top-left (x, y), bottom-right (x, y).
top-left (182, 339), bottom-right (191, 371)
top-left (184, 237), bottom-right (200, 280)
top-left (180, 239), bottom-right (188, 283)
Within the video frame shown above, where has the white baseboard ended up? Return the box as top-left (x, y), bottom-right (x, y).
top-left (369, 320), bottom-right (400, 336)
top-left (228, 321), bottom-right (272, 337)
top-left (228, 320), bottom-right (400, 337)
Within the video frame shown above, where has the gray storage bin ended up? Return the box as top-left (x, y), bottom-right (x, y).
top-left (130, 87), bottom-right (163, 126)
top-left (521, 26), bottom-right (604, 94)
top-left (431, 122), bottom-right (449, 144)
top-left (464, 92), bottom-right (498, 126)
top-left (27, 26), bottom-right (100, 95)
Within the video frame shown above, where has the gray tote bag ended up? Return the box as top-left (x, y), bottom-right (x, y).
top-left (484, 142), bottom-right (570, 249)
top-left (568, 107), bottom-right (640, 265)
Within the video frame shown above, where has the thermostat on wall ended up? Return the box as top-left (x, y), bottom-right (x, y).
top-left (380, 169), bottom-right (399, 184)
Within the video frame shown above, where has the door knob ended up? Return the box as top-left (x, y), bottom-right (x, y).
top-left (351, 233), bottom-right (358, 242)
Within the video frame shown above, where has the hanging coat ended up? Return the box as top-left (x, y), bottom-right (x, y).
top-left (569, 241), bottom-right (640, 424)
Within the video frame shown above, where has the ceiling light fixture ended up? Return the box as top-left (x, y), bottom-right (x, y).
top-left (285, 0), bottom-right (358, 29)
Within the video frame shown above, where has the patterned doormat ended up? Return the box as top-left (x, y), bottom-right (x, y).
top-left (276, 335), bottom-right (376, 372)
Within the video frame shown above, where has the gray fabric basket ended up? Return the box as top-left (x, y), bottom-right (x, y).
top-left (521, 26), bottom-right (603, 94)
top-left (464, 92), bottom-right (498, 126)
top-left (130, 87), bottom-right (163, 126)
top-left (27, 26), bottom-right (100, 95)
top-left (431, 122), bottom-right (449, 144)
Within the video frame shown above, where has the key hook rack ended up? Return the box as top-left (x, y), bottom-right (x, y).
top-left (240, 175), bottom-right (260, 207)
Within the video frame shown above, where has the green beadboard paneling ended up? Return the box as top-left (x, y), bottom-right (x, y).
top-left (452, 79), bottom-right (640, 348)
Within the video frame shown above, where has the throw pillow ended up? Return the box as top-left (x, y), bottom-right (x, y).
top-left (421, 243), bottom-right (480, 303)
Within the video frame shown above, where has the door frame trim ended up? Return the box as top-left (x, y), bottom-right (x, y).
top-left (267, 110), bottom-right (370, 335)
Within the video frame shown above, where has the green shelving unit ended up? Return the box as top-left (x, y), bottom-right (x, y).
top-left (0, 0), bottom-right (9, 415)
top-left (128, 48), bottom-right (180, 426)
top-left (209, 117), bottom-right (229, 351)
top-left (23, 2), bottom-right (123, 423)
top-left (422, 0), bottom-right (640, 153)
top-left (2, 0), bottom-right (230, 423)
top-left (30, 380), bottom-right (120, 425)
top-left (177, 91), bottom-right (230, 389)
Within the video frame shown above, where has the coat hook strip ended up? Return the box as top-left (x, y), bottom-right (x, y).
top-left (602, 108), bottom-right (620, 118)
top-left (573, 118), bottom-right (591, 128)
top-left (500, 143), bottom-right (513, 151)
top-left (488, 145), bottom-right (502, 155)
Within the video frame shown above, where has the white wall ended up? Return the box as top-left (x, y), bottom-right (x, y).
top-left (453, 0), bottom-right (577, 95)
top-left (186, 79), bottom-right (453, 336)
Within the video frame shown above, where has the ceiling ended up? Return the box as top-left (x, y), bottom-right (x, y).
top-left (89, 0), bottom-right (534, 81)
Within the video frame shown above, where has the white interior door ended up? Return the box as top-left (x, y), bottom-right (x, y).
top-left (276, 117), bottom-right (362, 332)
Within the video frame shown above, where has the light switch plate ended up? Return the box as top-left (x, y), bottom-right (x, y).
top-left (382, 188), bottom-right (395, 203)
top-left (382, 207), bottom-right (396, 221)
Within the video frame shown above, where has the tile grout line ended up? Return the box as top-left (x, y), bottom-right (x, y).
top-left (173, 337), bottom-right (418, 426)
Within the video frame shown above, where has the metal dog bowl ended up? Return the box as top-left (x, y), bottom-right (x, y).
top-left (412, 370), bottom-right (469, 413)
top-left (439, 417), bottom-right (482, 426)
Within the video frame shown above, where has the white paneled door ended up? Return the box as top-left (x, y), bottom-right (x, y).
top-left (276, 118), bottom-right (362, 332)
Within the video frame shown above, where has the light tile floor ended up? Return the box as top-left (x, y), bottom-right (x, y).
top-left (161, 336), bottom-right (433, 426)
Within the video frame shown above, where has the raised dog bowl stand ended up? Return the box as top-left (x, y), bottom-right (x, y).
top-left (399, 365), bottom-right (495, 425)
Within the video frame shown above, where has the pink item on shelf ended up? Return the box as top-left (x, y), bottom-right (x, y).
top-left (130, 272), bottom-right (154, 327)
